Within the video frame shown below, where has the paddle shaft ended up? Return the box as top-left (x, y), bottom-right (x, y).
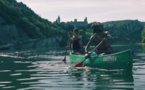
top-left (74, 40), bottom-right (104, 67)
top-left (90, 40), bottom-right (104, 54)
top-left (83, 40), bottom-right (103, 61)
top-left (62, 33), bottom-right (71, 63)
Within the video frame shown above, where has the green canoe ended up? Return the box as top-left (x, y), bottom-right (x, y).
top-left (69, 49), bottom-right (133, 70)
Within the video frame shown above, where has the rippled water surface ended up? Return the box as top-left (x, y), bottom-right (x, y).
top-left (0, 44), bottom-right (145, 90)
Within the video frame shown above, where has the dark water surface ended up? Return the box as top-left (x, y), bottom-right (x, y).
top-left (0, 44), bottom-right (145, 90)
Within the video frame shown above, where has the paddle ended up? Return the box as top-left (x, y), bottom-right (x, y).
top-left (62, 32), bottom-right (71, 64)
top-left (62, 48), bottom-right (67, 64)
top-left (74, 40), bottom-right (104, 67)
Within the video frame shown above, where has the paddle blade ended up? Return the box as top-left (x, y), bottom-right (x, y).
top-left (74, 62), bottom-right (83, 67)
top-left (62, 57), bottom-right (66, 64)
top-left (74, 57), bottom-right (87, 67)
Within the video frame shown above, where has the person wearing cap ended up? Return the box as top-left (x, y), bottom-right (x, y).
top-left (85, 22), bottom-right (113, 55)
top-left (70, 28), bottom-right (85, 54)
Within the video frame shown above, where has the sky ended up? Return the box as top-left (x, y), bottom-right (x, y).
top-left (16, 0), bottom-right (145, 23)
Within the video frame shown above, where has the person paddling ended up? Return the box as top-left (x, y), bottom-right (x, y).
top-left (85, 22), bottom-right (113, 56)
top-left (70, 28), bottom-right (85, 54)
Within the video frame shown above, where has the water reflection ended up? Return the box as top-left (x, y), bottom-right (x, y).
top-left (1, 62), bottom-right (31, 89)
top-left (142, 43), bottom-right (145, 53)
top-left (70, 68), bottom-right (134, 90)
top-left (0, 57), bottom-right (135, 90)
top-left (0, 44), bottom-right (145, 90)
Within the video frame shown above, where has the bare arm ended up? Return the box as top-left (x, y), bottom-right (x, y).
top-left (85, 35), bottom-right (94, 53)
top-left (85, 40), bottom-right (91, 53)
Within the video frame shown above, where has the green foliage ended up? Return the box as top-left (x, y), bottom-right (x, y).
top-left (79, 29), bottom-right (91, 44)
top-left (103, 20), bottom-right (144, 43)
top-left (56, 20), bottom-right (144, 44)
top-left (0, 0), bottom-right (144, 45)
top-left (59, 34), bottom-right (68, 47)
top-left (142, 27), bottom-right (145, 43)
top-left (0, 0), bottom-right (66, 39)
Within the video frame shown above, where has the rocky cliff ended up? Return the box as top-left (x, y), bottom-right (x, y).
top-left (0, 16), bottom-right (63, 50)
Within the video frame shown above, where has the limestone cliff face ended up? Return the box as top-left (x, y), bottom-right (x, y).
top-left (0, 16), bottom-right (28, 44)
top-left (0, 25), bottom-right (28, 44)
top-left (14, 37), bottom-right (62, 50)
top-left (0, 16), bottom-right (62, 50)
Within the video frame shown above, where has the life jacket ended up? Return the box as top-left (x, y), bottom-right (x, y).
top-left (96, 34), bottom-right (112, 54)
top-left (70, 37), bottom-right (83, 50)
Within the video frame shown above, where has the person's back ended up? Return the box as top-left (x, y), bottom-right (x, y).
top-left (85, 22), bottom-right (113, 55)
top-left (95, 32), bottom-right (112, 55)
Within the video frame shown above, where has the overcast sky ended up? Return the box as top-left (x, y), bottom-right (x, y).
top-left (16, 0), bottom-right (145, 23)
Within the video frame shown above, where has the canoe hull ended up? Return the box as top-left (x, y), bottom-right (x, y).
top-left (69, 49), bottom-right (133, 70)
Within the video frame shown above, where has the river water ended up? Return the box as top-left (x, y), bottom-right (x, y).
top-left (0, 44), bottom-right (145, 90)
